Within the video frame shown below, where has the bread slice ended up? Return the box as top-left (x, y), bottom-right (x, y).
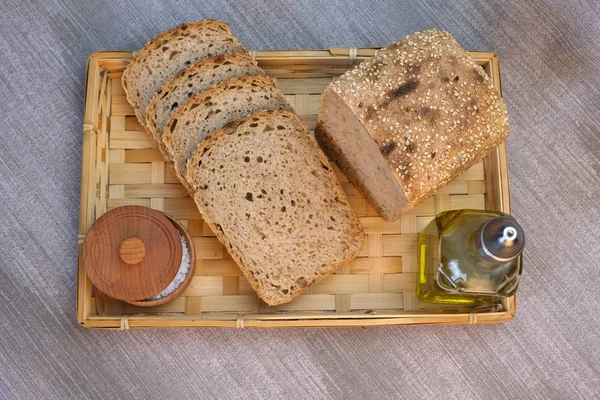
top-left (145, 53), bottom-right (265, 160)
top-left (122, 20), bottom-right (247, 127)
top-left (163, 75), bottom-right (292, 187)
top-left (187, 110), bottom-right (366, 305)
top-left (315, 30), bottom-right (509, 221)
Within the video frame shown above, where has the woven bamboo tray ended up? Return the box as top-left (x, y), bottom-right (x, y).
top-left (78, 49), bottom-right (514, 329)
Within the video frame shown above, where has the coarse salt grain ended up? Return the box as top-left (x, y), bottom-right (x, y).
top-left (146, 232), bottom-right (191, 301)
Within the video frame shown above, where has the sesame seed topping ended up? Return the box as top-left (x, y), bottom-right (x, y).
top-left (330, 29), bottom-right (508, 205)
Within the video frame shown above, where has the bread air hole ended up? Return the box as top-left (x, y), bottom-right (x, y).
top-left (296, 277), bottom-right (308, 288)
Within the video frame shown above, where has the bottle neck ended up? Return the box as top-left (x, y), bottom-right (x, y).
top-left (473, 217), bottom-right (524, 263)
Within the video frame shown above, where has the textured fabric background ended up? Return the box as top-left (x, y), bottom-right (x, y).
top-left (1, 0), bottom-right (599, 398)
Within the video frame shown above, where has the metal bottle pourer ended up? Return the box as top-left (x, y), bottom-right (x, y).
top-left (476, 216), bottom-right (525, 262)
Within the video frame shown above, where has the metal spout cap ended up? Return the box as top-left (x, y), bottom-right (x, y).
top-left (477, 216), bottom-right (525, 262)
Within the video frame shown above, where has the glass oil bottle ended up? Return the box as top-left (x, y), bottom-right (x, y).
top-left (417, 209), bottom-right (525, 306)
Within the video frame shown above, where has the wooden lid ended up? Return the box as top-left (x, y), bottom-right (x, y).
top-left (83, 206), bottom-right (182, 301)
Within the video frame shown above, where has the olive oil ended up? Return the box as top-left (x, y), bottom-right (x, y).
top-left (417, 209), bottom-right (525, 305)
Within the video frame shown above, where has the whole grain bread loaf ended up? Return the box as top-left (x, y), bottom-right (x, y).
top-left (146, 53), bottom-right (265, 160)
top-left (122, 20), bottom-right (247, 128)
top-left (315, 30), bottom-right (509, 221)
top-left (186, 110), bottom-right (366, 305)
top-left (163, 75), bottom-right (292, 188)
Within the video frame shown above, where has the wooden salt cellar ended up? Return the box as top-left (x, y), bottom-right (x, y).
top-left (83, 206), bottom-right (194, 306)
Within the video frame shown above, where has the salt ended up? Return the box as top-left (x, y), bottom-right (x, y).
top-left (146, 232), bottom-right (191, 301)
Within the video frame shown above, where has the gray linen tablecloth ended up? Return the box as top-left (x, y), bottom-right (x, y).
top-left (1, 0), bottom-right (599, 398)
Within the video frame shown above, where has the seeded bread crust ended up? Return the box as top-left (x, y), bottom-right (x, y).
top-left (163, 75), bottom-right (292, 189)
top-left (315, 30), bottom-right (509, 220)
top-left (121, 20), bottom-right (247, 128)
top-left (145, 53), bottom-right (265, 161)
top-left (187, 110), bottom-right (366, 305)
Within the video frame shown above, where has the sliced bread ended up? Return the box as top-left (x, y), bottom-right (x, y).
top-left (163, 75), bottom-right (292, 186)
top-left (145, 53), bottom-right (265, 160)
top-left (122, 20), bottom-right (247, 127)
top-left (315, 30), bottom-right (509, 220)
top-left (186, 110), bottom-right (366, 305)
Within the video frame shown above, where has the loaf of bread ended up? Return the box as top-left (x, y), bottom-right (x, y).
top-left (122, 20), bottom-right (247, 128)
top-left (186, 110), bottom-right (366, 305)
top-left (315, 30), bottom-right (509, 221)
top-left (146, 53), bottom-right (265, 160)
top-left (163, 75), bottom-right (292, 189)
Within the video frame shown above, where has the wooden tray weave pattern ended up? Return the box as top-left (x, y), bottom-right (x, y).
top-left (78, 49), bottom-right (514, 329)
